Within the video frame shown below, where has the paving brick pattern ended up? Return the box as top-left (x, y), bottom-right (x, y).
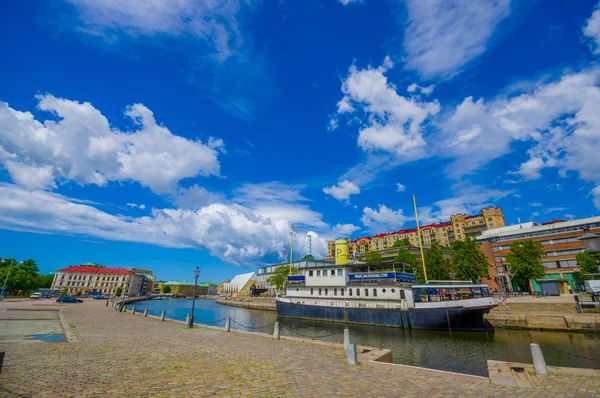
top-left (1, 301), bottom-right (599, 397)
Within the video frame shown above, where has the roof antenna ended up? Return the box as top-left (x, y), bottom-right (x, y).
top-left (518, 217), bottom-right (522, 229)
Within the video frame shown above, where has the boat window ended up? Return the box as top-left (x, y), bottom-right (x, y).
top-left (349, 288), bottom-right (352, 296)
top-left (317, 270), bottom-right (321, 276)
top-left (341, 288), bottom-right (344, 296)
top-left (325, 288), bottom-right (328, 295)
top-left (382, 289), bottom-right (386, 293)
top-left (356, 289), bottom-right (360, 296)
top-left (391, 288), bottom-right (395, 293)
top-left (334, 288), bottom-right (337, 296)
top-left (296, 288), bottom-right (299, 291)
top-left (373, 289), bottom-right (377, 297)
top-left (400, 290), bottom-right (406, 300)
top-left (309, 270), bottom-right (313, 277)
top-left (337, 269), bottom-right (343, 276)
top-left (331, 270), bottom-right (336, 277)
top-left (318, 288), bottom-right (322, 295)
top-left (364, 289), bottom-right (369, 297)
top-left (323, 270), bottom-right (328, 276)
top-left (310, 288), bottom-right (313, 295)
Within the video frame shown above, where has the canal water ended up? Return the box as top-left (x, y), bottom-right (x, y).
top-left (128, 299), bottom-right (600, 377)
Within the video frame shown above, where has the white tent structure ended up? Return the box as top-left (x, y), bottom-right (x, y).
top-left (222, 272), bottom-right (256, 296)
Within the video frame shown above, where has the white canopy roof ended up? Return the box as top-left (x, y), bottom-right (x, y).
top-left (223, 272), bottom-right (255, 292)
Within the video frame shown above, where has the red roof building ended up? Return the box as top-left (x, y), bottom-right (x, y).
top-left (52, 263), bottom-right (143, 296)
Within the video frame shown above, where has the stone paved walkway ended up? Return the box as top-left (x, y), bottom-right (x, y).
top-left (1, 300), bottom-right (599, 397)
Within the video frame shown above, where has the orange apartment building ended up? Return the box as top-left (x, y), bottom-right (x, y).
top-left (327, 207), bottom-right (505, 259)
top-left (477, 216), bottom-right (600, 295)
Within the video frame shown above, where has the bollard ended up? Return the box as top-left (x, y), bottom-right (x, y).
top-left (273, 321), bottom-right (280, 340)
top-left (225, 317), bottom-right (231, 332)
top-left (160, 310), bottom-right (166, 321)
top-left (186, 314), bottom-right (192, 328)
top-left (346, 343), bottom-right (358, 365)
top-left (132, 306), bottom-right (136, 315)
top-left (119, 303), bottom-right (124, 313)
top-left (344, 328), bottom-right (350, 346)
top-left (0, 350), bottom-right (4, 375)
top-left (530, 343), bottom-right (548, 376)
top-left (105, 299), bottom-right (108, 307)
top-left (143, 308), bottom-right (149, 317)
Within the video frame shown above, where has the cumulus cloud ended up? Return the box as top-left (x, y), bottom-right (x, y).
top-left (173, 185), bottom-right (225, 210)
top-left (0, 95), bottom-right (223, 194)
top-left (333, 57), bottom-right (440, 160)
top-left (584, 1), bottom-right (600, 55)
top-left (361, 205), bottom-right (411, 231)
top-left (323, 180), bottom-right (361, 201)
top-left (593, 185), bottom-right (600, 210)
top-left (403, 0), bottom-right (511, 78)
top-left (333, 223), bottom-right (360, 236)
top-left (126, 203), bottom-right (146, 210)
top-left (396, 183), bottom-right (406, 192)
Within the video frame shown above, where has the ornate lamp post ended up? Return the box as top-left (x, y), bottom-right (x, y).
top-left (188, 266), bottom-right (200, 328)
top-left (579, 228), bottom-right (600, 274)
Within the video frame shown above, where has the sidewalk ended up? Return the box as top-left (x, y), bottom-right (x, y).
top-left (1, 300), bottom-right (599, 397)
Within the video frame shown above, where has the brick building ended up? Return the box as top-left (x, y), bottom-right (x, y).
top-left (477, 217), bottom-right (600, 294)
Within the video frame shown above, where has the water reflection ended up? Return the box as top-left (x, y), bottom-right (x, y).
top-left (129, 299), bottom-right (600, 377)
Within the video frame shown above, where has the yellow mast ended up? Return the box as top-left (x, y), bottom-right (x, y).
top-left (289, 224), bottom-right (295, 274)
top-left (413, 195), bottom-right (428, 282)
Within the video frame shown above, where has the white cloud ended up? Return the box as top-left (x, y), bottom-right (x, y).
top-left (334, 58), bottom-right (440, 160)
top-left (361, 205), bottom-right (411, 231)
top-left (333, 223), bottom-right (360, 236)
top-left (407, 83), bottom-right (435, 95)
top-left (173, 185), bottom-right (225, 210)
top-left (584, 1), bottom-right (600, 55)
top-left (422, 186), bottom-right (511, 223)
top-left (529, 202), bottom-right (542, 207)
top-left (0, 183), bottom-right (331, 264)
top-left (593, 185), bottom-right (600, 210)
top-left (323, 180), bottom-right (361, 201)
top-left (396, 183), bottom-right (406, 192)
top-left (126, 203), bottom-right (147, 210)
top-left (403, 0), bottom-right (511, 78)
top-left (0, 95), bottom-right (223, 194)
top-left (338, 0), bottom-right (359, 4)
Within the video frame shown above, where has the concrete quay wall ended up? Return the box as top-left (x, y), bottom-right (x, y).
top-left (486, 312), bottom-right (600, 332)
top-left (215, 298), bottom-right (276, 311)
top-left (490, 302), bottom-right (578, 314)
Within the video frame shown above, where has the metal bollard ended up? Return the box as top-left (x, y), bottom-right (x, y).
top-left (346, 343), bottom-right (358, 365)
top-left (131, 306), bottom-right (136, 315)
top-left (530, 343), bottom-right (548, 376)
top-left (119, 303), bottom-right (124, 313)
top-left (105, 299), bottom-right (109, 307)
top-left (143, 308), bottom-right (149, 317)
top-left (344, 328), bottom-right (350, 346)
top-left (186, 313), bottom-right (192, 328)
top-left (0, 350), bottom-right (4, 374)
top-left (225, 317), bottom-right (231, 332)
top-left (273, 321), bottom-right (280, 340)
top-left (160, 310), bottom-right (166, 321)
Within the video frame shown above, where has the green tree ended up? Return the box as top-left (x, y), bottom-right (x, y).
top-left (162, 285), bottom-right (172, 294)
top-left (267, 265), bottom-right (298, 293)
top-left (452, 238), bottom-right (490, 282)
top-left (393, 238), bottom-right (411, 247)
top-left (576, 250), bottom-right (600, 280)
top-left (0, 258), bottom-right (41, 294)
top-left (39, 274), bottom-right (55, 289)
top-left (394, 249), bottom-right (416, 266)
top-left (301, 254), bottom-right (315, 261)
top-left (60, 288), bottom-right (67, 296)
top-left (365, 251), bottom-right (383, 264)
top-left (505, 239), bottom-right (546, 292)
top-left (115, 287), bottom-right (123, 297)
top-left (423, 242), bottom-right (451, 281)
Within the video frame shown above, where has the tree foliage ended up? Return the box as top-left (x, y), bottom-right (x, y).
top-left (452, 238), bottom-right (490, 282)
top-left (267, 265), bottom-right (298, 293)
top-left (576, 250), bottom-right (600, 280)
top-left (505, 239), bottom-right (546, 292)
top-left (39, 274), bottom-right (55, 288)
top-left (0, 258), bottom-right (44, 294)
top-left (162, 285), bottom-right (172, 294)
top-left (394, 249), bottom-right (416, 266)
top-left (301, 254), bottom-right (315, 261)
top-left (423, 242), bottom-right (451, 281)
top-left (115, 287), bottom-right (123, 297)
top-left (365, 251), bottom-right (383, 264)
top-left (393, 238), bottom-right (411, 247)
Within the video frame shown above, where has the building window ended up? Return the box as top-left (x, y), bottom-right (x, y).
top-left (391, 288), bottom-right (396, 293)
top-left (341, 288), bottom-right (344, 296)
top-left (382, 288), bottom-right (386, 293)
top-left (356, 289), bottom-right (360, 296)
top-left (323, 270), bottom-right (328, 277)
top-left (364, 289), bottom-right (369, 297)
top-left (349, 289), bottom-right (352, 296)
top-left (373, 289), bottom-right (377, 297)
top-left (309, 270), bottom-right (313, 277)
top-left (488, 217), bottom-right (492, 221)
top-left (325, 288), bottom-right (328, 295)
top-left (318, 288), bottom-right (322, 295)
top-left (334, 288), bottom-right (337, 296)
top-left (337, 269), bottom-right (343, 276)
top-left (317, 270), bottom-right (321, 276)
top-left (400, 290), bottom-right (406, 300)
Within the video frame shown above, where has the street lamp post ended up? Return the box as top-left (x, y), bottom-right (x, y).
top-left (188, 267), bottom-right (200, 328)
top-left (1, 260), bottom-right (21, 300)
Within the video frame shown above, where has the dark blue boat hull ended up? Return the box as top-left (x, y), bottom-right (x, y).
top-left (276, 300), bottom-right (494, 332)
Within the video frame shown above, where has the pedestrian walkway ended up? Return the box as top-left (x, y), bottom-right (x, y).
top-left (1, 300), bottom-right (599, 397)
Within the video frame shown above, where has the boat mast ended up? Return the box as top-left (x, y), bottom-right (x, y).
top-left (289, 224), bottom-right (295, 274)
top-left (413, 195), bottom-right (428, 282)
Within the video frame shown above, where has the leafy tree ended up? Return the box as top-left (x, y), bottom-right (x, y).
top-left (365, 251), bottom-right (383, 264)
top-left (162, 285), bottom-right (172, 294)
top-left (423, 242), bottom-right (451, 281)
top-left (393, 238), bottom-right (411, 247)
top-left (301, 254), bottom-right (315, 261)
top-left (505, 239), bottom-right (546, 292)
top-left (576, 250), bottom-right (600, 280)
top-left (39, 274), bottom-right (55, 289)
top-left (115, 287), bottom-right (123, 297)
top-left (452, 238), bottom-right (490, 282)
top-left (0, 258), bottom-right (41, 294)
top-left (267, 265), bottom-right (297, 293)
top-left (394, 249), bottom-right (416, 266)
top-left (60, 288), bottom-right (67, 296)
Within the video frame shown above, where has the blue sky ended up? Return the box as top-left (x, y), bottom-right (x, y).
top-left (1, 0), bottom-right (600, 282)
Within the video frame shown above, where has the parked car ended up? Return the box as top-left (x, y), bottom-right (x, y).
top-left (92, 295), bottom-right (109, 300)
top-left (29, 292), bottom-right (42, 300)
top-left (56, 296), bottom-right (83, 303)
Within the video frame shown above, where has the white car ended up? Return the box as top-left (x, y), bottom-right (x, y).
top-left (29, 292), bottom-right (42, 300)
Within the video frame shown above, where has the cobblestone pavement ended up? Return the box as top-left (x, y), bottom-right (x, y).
top-left (1, 300), bottom-right (599, 397)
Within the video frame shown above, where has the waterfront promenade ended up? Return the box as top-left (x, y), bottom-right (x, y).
top-left (1, 300), bottom-right (599, 397)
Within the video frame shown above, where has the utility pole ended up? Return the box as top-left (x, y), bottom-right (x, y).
top-left (413, 195), bottom-right (428, 282)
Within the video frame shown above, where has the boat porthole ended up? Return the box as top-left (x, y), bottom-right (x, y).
top-left (391, 289), bottom-right (396, 293)
top-left (382, 289), bottom-right (386, 293)
top-left (296, 288), bottom-right (299, 291)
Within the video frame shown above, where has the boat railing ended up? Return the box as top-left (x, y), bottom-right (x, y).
top-left (413, 286), bottom-right (492, 303)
